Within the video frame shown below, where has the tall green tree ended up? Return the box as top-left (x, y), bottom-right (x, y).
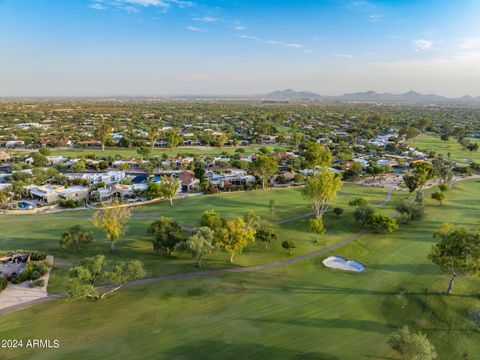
top-left (165, 129), bottom-right (181, 149)
top-left (200, 209), bottom-right (223, 232)
top-left (217, 217), bottom-right (256, 263)
top-left (148, 128), bottom-right (160, 149)
top-left (148, 216), bottom-right (186, 256)
top-left (302, 167), bottom-right (342, 219)
top-left (429, 223), bottom-right (480, 294)
top-left (250, 154), bottom-right (278, 190)
top-left (95, 123), bottom-right (112, 152)
top-left (176, 226), bottom-right (215, 267)
top-left (309, 217), bottom-right (326, 243)
top-left (255, 223), bottom-right (277, 249)
top-left (159, 176), bottom-right (180, 206)
top-left (67, 255), bottom-right (145, 300)
top-left (91, 204), bottom-right (131, 251)
top-left (60, 225), bottom-right (93, 251)
top-left (389, 326), bottom-right (437, 360)
top-left (302, 142), bottom-right (333, 167)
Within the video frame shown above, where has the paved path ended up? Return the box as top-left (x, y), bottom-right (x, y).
top-left (0, 187), bottom-right (395, 316)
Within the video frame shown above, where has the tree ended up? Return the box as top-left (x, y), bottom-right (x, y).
top-left (91, 204), bottom-right (131, 251)
top-left (396, 201), bottom-right (425, 224)
top-left (428, 223), bottom-right (480, 294)
top-left (282, 240), bottom-right (296, 255)
top-left (200, 209), bottom-right (223, 232)
top-left (349, 197), bottom-right (368, 207)
top-left (193, 161), bottom-right (206, 183)
top-left (403, 173), bottom-right (426, 193)
top-left (438, 183), bottom-right (448, 192)
top-left (250, 154), bottom-right (278, 190)
top-left (368, 214), bottom-right (398, 234)
top-left (165, 129), bottom-right (180, 149)
top-left (302, 167), bottom-right (342, 219)
top-left (366, 165), bottom-right (384, 180)
top-left (148, 128), bottom-right (160, 149)
top-left (255, 223), bottom-right (277, 249)
top-left (269, 199), bottom-right (276, 214)
top-left (302, 142), bottom-right (333, 167)
top-left (309, 217), bottom-right (326, 243)
top-left (216, 133), bottom-right (229, 148)
top-left (148, 217), bottom-right (186, 256)
top-left (243, 211), bottom-right (260, 229)
top-left (95, 123), bottom-right (112, 152)
top-left (353, 205), bottom-right (375, 226)
top-left (176, 227), bottom-right (215, 267)
top-left (67, 255), bottom-right (145, 300)
top-left (158, 176), bottom-right (180, 206)
top-left (38, 147), bottom-right (51, 156)
top-left (389, 326), bottom-right (437, 360)
top-left (466, 142), bottom-right (479, 152)
top-left (217, 217), bottom-right (256, 263)
top-left (137, 146), bottom-right (151, 160)
top-left (31, 152), bottom-right (49, 167)
top-left (60, 225), bottom-right (93, 251)
top-left (71, 160), bottom-right (86, 172)
top-left (431, 191), bottom-right (445, 205)
top-left (418, 116), bottom-right (433, 131)
top-left (333, 207), bottom-right (344, 217)
top-left (144, 181), bottom-right (163, 199)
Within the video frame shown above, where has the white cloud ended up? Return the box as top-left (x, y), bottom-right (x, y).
top-left (186, 25), bottom-right (208, 32)
top-left (239, 35), bottom-right (305, 50)
top-left (88, 0), bottom-right (193, 12)
top-left (239, 34), bottom-right (261, 41)
top-left (89, 2), bottom-right (107, 10)
top-left (412, 39), bottom-right (433, 50)
top-left (192, 16), bottom-right (219, 22)
top-left (369, 14), bottom-right (382, 22)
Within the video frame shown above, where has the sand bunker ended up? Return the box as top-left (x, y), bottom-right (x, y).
top-left (322, 256), bottom-right (365, 272)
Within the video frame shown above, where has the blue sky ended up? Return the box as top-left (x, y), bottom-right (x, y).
top-left (1, 0), bottom-right (480, 96)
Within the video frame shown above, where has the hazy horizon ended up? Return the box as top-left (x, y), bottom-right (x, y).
top-left (1, 0), bottom-right (480, 97)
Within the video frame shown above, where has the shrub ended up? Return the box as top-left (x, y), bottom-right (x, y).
top-left (0, 275), bottom-right (7, 292)
top-left (30, 251), bottom-right (47, 261)
top-left (11, 261), bottom-right (49, 284)
top-left (29, 279), bottom-right (45, 288)
top-left (59, 199), bottom-right (83, 208)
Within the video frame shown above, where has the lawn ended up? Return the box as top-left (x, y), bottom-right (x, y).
top-left (0, 180), bottom-right (479, 359)
top-left (412, 134), bottom-right (480, 164)
top-left (5, 144), bottom-right (288, 159)
top-left (0, 184), bottom-right (389, 294)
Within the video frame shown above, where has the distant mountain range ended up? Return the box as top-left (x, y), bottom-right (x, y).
top-left (261, 89), bottom-right (480, 103)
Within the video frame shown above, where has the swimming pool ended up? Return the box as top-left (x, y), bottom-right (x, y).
top-left (17, 201), bottom-right (34, 210)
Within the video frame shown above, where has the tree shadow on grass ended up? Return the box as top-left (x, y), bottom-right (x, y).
top-left (161, 339), bottom-right (340, 360)
top-left (245, 317), bottom-right (391, 335)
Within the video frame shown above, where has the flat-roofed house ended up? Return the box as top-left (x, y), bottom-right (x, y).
top-left (58, 186), bottom-right (89, 202)
top-left (28, 185), bottom-right (65, 204)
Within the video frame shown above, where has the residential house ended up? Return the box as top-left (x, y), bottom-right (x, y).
top-left (0, 151), bottom-right (11, 163)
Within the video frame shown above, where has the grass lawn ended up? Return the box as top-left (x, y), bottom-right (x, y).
top-left (5, 144), bottom-right (288, 159)
top-left (0, 180), bottom-right (478, 359)
top-left (412, 134), bottom-right (480, 164)
top-left (0, 184), bottom-right (389, 294)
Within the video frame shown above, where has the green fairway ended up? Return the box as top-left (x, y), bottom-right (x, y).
top-left (1, 181), bottom-right (479, 359)
top-left (5, 144), bottom-right (288, 158)
top-left (412, 134), bottom-right (480, 164)
top-left (0, 184), bottom-right (389, 294)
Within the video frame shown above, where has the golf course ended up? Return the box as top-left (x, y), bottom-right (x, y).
top-left (412, 134), bottom-right (480, 164)
top-left (0, 180), bottom-right (479, 359)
